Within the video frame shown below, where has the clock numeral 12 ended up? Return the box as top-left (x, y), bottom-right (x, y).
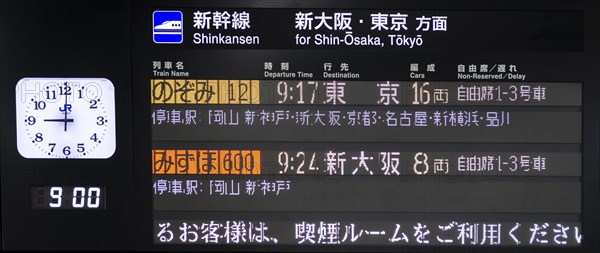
top-left (60, 85), bottom-right (72, 95)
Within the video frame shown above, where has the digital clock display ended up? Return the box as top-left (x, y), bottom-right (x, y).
top-left (31, 186), bottom-right (105, 210)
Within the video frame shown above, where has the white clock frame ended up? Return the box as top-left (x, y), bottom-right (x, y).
top-left (16, 78), bottom-right (116, 159)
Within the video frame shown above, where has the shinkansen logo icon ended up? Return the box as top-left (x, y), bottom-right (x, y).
top-left (155, 21), bottom-right (182, 33)
top-left (153, 11), bottom-right (183, 44)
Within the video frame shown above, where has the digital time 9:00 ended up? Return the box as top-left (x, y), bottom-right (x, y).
top-left (31, 186), bottom-right (105, 209)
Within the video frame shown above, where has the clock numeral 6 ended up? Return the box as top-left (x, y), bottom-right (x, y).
top-left (63, 146), bottom-right (71, 156)
top-left (97, 116), bottom-right (105, 126)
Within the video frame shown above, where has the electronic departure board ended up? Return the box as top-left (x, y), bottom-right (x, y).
top-left (0, 0), bottom-right (598, 252)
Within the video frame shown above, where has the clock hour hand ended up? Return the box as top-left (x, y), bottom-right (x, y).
top-left (44, 118), bottom-right (74, 132)
top-left (43, 119), bottom-right (74, 122)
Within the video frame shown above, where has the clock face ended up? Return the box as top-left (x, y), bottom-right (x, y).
top-left (16, 78), bottom-right (116, 159)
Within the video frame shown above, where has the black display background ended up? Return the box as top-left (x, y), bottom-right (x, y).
top-left (0, 0), bottom-right (598, 252)
top-left (0, 0), bottom-right (134, 250)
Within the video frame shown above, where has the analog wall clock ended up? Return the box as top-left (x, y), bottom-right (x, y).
top-left (16, 78), bottom-right (116, 159)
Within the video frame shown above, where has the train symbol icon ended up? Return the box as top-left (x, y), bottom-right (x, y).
top-left (153, 11), bottom-right (183, 44)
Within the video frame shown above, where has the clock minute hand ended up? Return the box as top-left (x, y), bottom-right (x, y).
top-left (64, 82), bottom-right (68, 131)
